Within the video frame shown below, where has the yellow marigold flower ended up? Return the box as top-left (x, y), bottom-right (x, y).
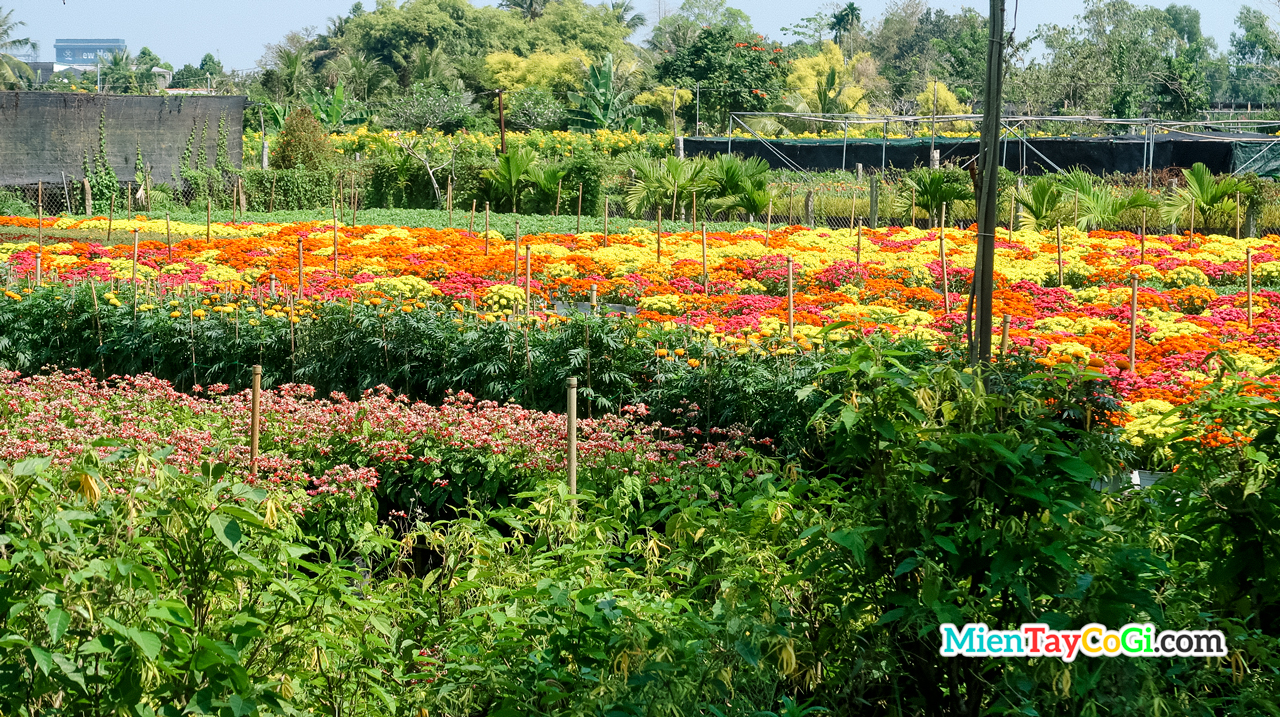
top-left (169, 310), bottom-right (181, 318)
top-left (687, 358), bottom-right (700, 368)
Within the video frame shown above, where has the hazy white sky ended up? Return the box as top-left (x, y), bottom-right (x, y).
top-left (9, 0), bottom-right (1258, 70)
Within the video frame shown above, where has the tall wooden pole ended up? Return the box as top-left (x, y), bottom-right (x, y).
top-left (1128, 273), bottom-right (1139, 371)
top-left (513, 220), bottom-right (521, 283)
top-left (250, 365), bottom-right (262, 473)
top-left (1247, 247), bottom-right (1254, 328)
top-left (576, 183), bottom-right (583, 233)
top-left (972, 0), bottom-right (1005, 364)
top-left (484, 203), bottom-right (490, 255)
top-left (702, 223), bottom-right (709, 295)
top-left (332, 197), bottom-right (339, 273)
top-left (786, 257), bottom-right (794, 341)
top-left (35, 182), bottom-right (42, 286)
top-left (566, 376), bottom-right (577, 509)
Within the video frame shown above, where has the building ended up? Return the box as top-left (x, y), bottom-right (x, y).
top-left (53, 39), bottom-right (127, 68)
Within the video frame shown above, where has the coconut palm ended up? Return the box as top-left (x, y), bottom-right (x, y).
top-left (0, 6), bottom-right (36, 90)
top-left (894, 168), bottom-right (974, 225)
top-left (327, 52), bottom-right (395, 101)
top-left (270, 46), bottom-right (311, 99)
top-left (829, 2), bottom-right (862, 58)
top-left (484, 147), bottom-right (538, 213)
top-left (1161, 162), bottom-right (1253, 230)
top-left (393, 45), bottom-right (455, 88)
top-left (609, 0), bottom-right (647, 34)
top-left (1014, 177), bottom-right (1062, 230)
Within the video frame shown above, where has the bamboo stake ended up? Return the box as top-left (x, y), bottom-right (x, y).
top-left (786, 257), bottom-right (794, 340)
top-left (701, 223), bottom-right (709, 295)
top-left (166, 212), bottom-right (172, 263)
top-left (567, 377), bottom-right (578, 510)
top-left (447, 177), bottom-right (454, 226)
top-left (484, 203), bottom-right (490, 255)
top-left (1009, 189), bottom-right (1016, 241)
top-left (910, 188), bottom-right (916, 228)
top-left (206, 195), bottom-right (211, 241)
top-left (35, 182), bottom-right (42, 286)
top-left (1128, 273), bottom-right (1139, 370)
top-left (131, 229), bottom-right (139, 316)
top-left (469, 200), bottom-right (476, 236)
top-left (1247, 247), bottom-right (1254, 328)
top-left (691, 190), bottom-right (697, 226)
top-left (297, 236), bottom-right (305, 300)
top-left (603, 198), bottom-right (610, 246)
top-left (352, 178), bottom-right (359, 226)
top-left (108, 192), bottom-right (115, 243)
top-left (849, 187), bottom-right (856, 236)
top-left (766, 196), bottom-right (773, 235)
top-left (576, 183), bottom-right (583, 233)
top-left (856, 221), bottom-right (863, 264)
top-left (1000, 314), bottom-right (1011, 354)
top-left (250, 365), bottom-right (262, 473)
top-left (333, 197), bottom-right (339, 273)
top-left (513, 221), bottom-right (520, 283)
top-left (1236, 191), bottom-right (1242, 241)
top-left (1140, 209), bottom-right (1146, 264)
top-left (1056, 222), bottom-right (1064, 286)
top-left (269, 173), bottom-right (276, 213)
top-left (524, 246), bottom-right (531, 314)
top-left (940, 206), bottom-right (950, 314)
top-left (554, 179), bottom-right (562, 216)
top-left (1189, 201), bottom-right (1195, 241)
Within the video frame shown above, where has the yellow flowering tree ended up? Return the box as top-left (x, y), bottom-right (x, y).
top-left (485, 51), bottom-right (586, 93)
top-left (784, 42), bottom-right (872, 114)
top-left (634, 86), bottom-right (694, 130)
top-left (916, 80), bottom-right (973, 132)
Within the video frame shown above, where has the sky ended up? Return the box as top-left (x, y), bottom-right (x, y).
top-left (8, 0), bottom-right (1259, 71)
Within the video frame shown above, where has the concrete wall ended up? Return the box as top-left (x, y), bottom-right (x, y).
top-left (0, 92), bottom-right (245, 186)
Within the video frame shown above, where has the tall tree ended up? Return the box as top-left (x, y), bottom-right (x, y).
top-left (0, 5), bottom-right (36, 89)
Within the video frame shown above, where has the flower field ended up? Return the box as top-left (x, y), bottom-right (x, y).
top-left (2, 215), bottom-right (1277, 445)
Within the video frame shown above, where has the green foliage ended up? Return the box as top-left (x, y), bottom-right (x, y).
top-left (567, 53), bottom-right (641, 132)
top-left (271, 108), bottom-right (337, 171)
top-left (84, 108), bottom-right (120, 215)
top-left (0, 186), bottom-right (32, 215)
top-left (379, 82), bottom-right (481, 133)
top-left (483, 147), bottom-right (538, 212)
top-left (1015, 176), bottom-right (1062, 230)
top-left (656, 26), bottom-right (788, 132)
top-left (241, 169), bottom-right (336, 211)
top-left (1162, 161), bottom-right (1254, 229)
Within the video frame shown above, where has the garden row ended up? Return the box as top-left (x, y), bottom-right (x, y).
top-left (1, 340), bottom-right (1275, 715)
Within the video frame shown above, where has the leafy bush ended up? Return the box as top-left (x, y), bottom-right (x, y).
top-left (380, 82), bottom-right (482, 133)
top-left (0, 187), bottom-right (32, 216)
top-left (271, 107), bottom-right (336, 171)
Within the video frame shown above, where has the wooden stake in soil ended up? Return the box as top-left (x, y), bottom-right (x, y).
top-left (766, 196), bottom-right (773, 236)
top-left (1236, 191), bottom-right (1242, 241)
top-left (910, 188), bottom-right (916, 228)
top-left (131, 229), bottom-right (140, 316)
top-left (856, 221), bottom-right (863, 264)
top-left (297, 237), bottom-right (305, 300)
top-left (35, 182), bottom-right (42, 286)
top-left (576, 183), bottom-right (583, 233)
top-left (701, 223), bottom-right (709, 295)
top-left (566, 376), bottom-right (578, 510)
top-left (786, 257), bottom-right (794, 341)
top-left (484, 203), bottom-right (491, 255)
top-left (1000, 314), bottom-right (1011, 354)
top-left (1128, 273), bottom-right (1139, 371)
top-left (691, 191), bottom-right (697, 226)
top-left (206, 196), bottom-right (211, 241)
top-left (127, 181), bottom-right (132, 215)
top-left (1247, 247), bottom-right (1254, 328)
top-left (524, 246), bottom-right (531, 314)
top-left (513, 220), bottom-right (520, 283)
top-left (250, 365), bottom-right (262, 473)
top-left (1056, 223), bottom-right (1064, 286)
top-left (940, 214), bottom-right (950, 314)
top-left (269, 173), bottom-right (276, 213)
top-left (447, 177), bottom-right (454, 226)
top-left (1008, 189), bottom-right (1016, 241)
top-left (107, 192), bottom-right (115, 243)
top-left (603, 198), bottom-right (609, 245)
top-left (166, 212), bottom-right (172, 263)
top-left (554, 179), bottom-right (562, 216)
top-left (1140, 209), bottom-right (1147, 264)
top-left (469, 200), bottom-right (476, 236)
top-left (332, 197), bottom-right (339, 273)
top-left (83, 177), bottom-right (92, 216)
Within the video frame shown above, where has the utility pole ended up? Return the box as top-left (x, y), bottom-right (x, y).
top-left (971, 0), bottom-right (1005, 365)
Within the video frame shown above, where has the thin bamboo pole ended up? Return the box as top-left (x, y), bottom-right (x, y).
top-left (250, 365), bottom-right (262, 473)
top-left (513, 220), bottom-right (520, 283)
top-left (567, 377), bottom-right (578, 510)
top-left (447, 177), bottom-right (454, 226)
top-left (1128, 273), bottom-right (1139, 370)
top-left (332, 197), bottom-right (339, 273)
top-left (524, 246), bottom-right (531, 314)
top-left (554, 179), bottom-right (562, 216)
top-left (603, 198), bottom-right (609, 245)
top-left (35, 182), bottom-right (42, 286)
top-left (786, 257), bottom-right (794, 341)
top-left (1140, 209), bottom-right (1146, 264)
top-left (1000, 314), bottom-right (1011, 354)
top-left (484, 203), bottom-right (490, 255)
top-left (576, 183), bottom-right (583, 233)
top-left (1056, 223), bottom-right (1064, 286)
top-left (108, 192), bottom-right (115, 243)
top-left (166, 212), bottom-right (172, 263)
top-left (469, 200), bottom-right (476, 235)
top-left (1247, 247), bottom-right (1254, 329)
top-left (131, 229), bottom-right (139, 317)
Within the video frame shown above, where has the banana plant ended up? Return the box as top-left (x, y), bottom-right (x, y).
top-left (301, 80), bottom-right (368, 132)
top-left (567, 53), bottom-right (642, 132)
top-left (1161, 162), bottom-right (1253, 230)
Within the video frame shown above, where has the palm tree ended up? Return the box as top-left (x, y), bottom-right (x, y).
top-left (703, 155), bottom-right (774, 221)
top-left (271, 47), bottom-right (311, 99)
top-left (501, 0), bottom-right (547, 21)
top-left (829, 2), bottom-right (861, 58)
top-left (0, 6), bottom-right (37, 89)
top-left (1014, 178), bottom-right (1061, 230)
top-left (895, 168), bottom-right (974, 225)
top-left (609, 0), bottom-right (647, 35)
top-left (1161, 162), bottom-right (1253, 230)
top-left (568, 54), bottom-right (642, 131)
top-left (327, 52), bottom-right (394, 101)
top-left (624, 156), bottom-right (706, 219)
top-left (393, 45), bottom-right (455, 88)
top-left (100, 49), bottom-right (141, 94)
top-left (483, 147), bottom-right (538, 213)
